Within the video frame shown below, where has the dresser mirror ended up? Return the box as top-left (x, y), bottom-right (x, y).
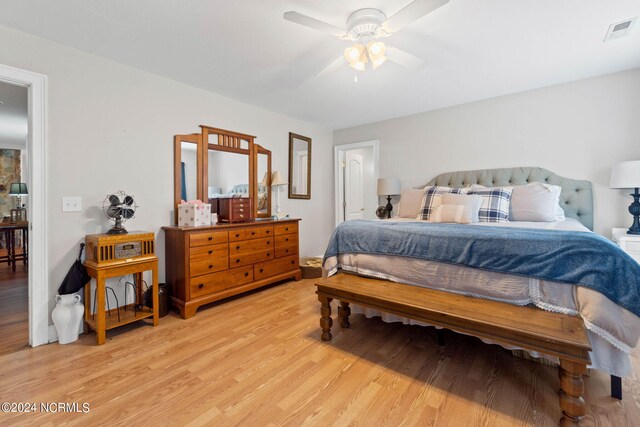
top-left (206, 149), bottom-right (250, 199)
top-left (255, 144), bottom-right (272, 218)
top-left (174, 133), bottom-right (202, 223)
top-left (288, 132), bottom-right (311, 200)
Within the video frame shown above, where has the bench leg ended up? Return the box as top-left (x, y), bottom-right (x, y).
top-left (338, 301), bottom-right (350, 328)
top-left (319, 295), bottom-right (333, 341)
top-left (611, 375), bottom-right (622, 400)
top-left (559, 359), bottom-right (587, 426)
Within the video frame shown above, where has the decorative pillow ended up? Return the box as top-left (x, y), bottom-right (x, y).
top-left (418, 186), bottom-right (465, 220)
top-left (397, 188), bottom-right (425, 218)
top-left (429, 194), bottom-right (482, 224)
top-left (471, 182), bottom-right (565, 222)
top-left (511, 182), bottom-right (565, 221)
top-left (465, 187), bottom-right (513, 222)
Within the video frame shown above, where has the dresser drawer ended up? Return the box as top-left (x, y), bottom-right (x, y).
top-left (246, 226), bottom-right (274, 239)
top-left (274, 222), bottom-right (298, 235)
top-left (190, 256), bottom-right (229, 277)
top-left (230, 199), bottom-right (251, 209)
top-left (229, 229), bottom-right (246, 242)
top-left (275, 234), bottom-right (297, 246)
top-left (190, 266), bottom-right (253, 298)
top-left (275, 245), bottom-right (297, 258)
top-left (189, 243), bottom-right (228, 260)
top-left (230, 250), bottom-right (274, 267)
top-left (230, 237), bottom-right (273, 255)
top-left (190, 231), bottom-right (228, 247)
top-left (254, 255), bottom-right (299, 280)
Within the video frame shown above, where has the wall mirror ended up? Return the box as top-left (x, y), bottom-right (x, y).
top-left (255, 144), bottom-right (272, 218)
top-left (174, 133), bottom-right (202, 223)
top-left (288, 132), bottom-right (311, 200)
top-left (201, 125), bottom-right (256, 218)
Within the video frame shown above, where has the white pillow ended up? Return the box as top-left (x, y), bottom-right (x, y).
top-left (430, 194), bottom-right (483, 224)
top-left (511, 183), bottom-right (565, 221)
top-left (397, 188), bottom-right (425, 218)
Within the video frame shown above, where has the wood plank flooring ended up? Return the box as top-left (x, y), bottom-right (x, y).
top-left (0, 263), bottom-right (28, 356)
top-left (0, 278), bottom-right (637, 426)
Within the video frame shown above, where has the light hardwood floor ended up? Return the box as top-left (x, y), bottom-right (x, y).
top-left (0, 278), bottom-right (637, 426)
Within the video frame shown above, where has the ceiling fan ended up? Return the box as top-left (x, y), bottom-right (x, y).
top-left (283, 0), bottom-right (449, 79)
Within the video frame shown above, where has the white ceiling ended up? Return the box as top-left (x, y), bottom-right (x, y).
top-left (0, 0), bottom-right (639, 129)
top-left (0, 81), bottom-right (28, 149)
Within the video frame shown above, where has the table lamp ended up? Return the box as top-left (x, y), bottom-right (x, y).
top-left (9, 183), bottom-right (28, 208)
top-left (271, 171), bottom-right (287, 218)
top-left (610, 160), bottom-right (640, 235)
top-left (376, 178), bottom-right (401, 219)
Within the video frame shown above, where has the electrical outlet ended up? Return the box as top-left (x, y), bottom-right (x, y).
top-left (62, 196), bottom-right (82, 212)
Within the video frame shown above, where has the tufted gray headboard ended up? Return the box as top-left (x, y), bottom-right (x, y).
top-left (424, 166), bottom-right (594, 230)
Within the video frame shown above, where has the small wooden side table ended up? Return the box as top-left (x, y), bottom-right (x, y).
top-left (83, 256), bottom-right (159, 345)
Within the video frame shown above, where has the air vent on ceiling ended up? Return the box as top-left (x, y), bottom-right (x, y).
top-left (604, 17), bottom-right (637, 42)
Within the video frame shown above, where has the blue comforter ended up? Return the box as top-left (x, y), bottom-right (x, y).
top-left (323, 220), bottom-right (640, 317)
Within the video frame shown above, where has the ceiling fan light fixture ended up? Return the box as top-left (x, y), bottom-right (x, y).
top-left (344, 44), bottom-right (365, 64)
top-left (371, 56), bottom-right (387, 69)
top-left (367, 41), bottom-right (386, 58)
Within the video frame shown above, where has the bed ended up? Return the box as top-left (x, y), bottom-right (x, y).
top-left (322, 167), bottom-right (640, 416)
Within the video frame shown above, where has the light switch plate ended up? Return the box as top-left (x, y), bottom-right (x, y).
top-left (62, 196), bottom-right (82, 212)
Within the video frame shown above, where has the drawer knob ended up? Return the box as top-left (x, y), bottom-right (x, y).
top-left (266, 241), bottom-right (270, 245)
top-left (208, 264), bottom-right (213, 269)
top-left (236, 245), bottom-right (240, 250)
top-left (208, 250), bottom-right (213, 255)
top-left (266, 230), bottom-right (270, 234)
top-left (285, 249), bottom-right (289, 253)
top-left (236, 259), bottom-right (240, 263)
top-left (285, 228), bottom-right (289, 231)
top-left (259, 268), bottom-right (264, 273)
top-left (239, 214), bottom-right (244, 218)
top-left (244, 272), bottom-right (249, 277)
top-left (267, 253), bottom-right (270, 256)
top-left (198, 284), bottom-right (204, 289)
top-left (208, 236), bottom-right (213, 241)
top-left (285, 238), bottom-right (289, 242)
top-left (291, 260), bottom-right (294, 264)
top-left (251, 231), bottom-right (256, 235)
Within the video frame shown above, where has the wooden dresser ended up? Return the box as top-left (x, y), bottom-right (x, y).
top-left (163, 219), bottom-right (301, 318)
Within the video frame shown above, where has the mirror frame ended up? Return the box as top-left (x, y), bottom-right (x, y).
top-left (200, 125), bottom-right (256, 219)
top-left (254, 144), bottom-right (272, 218)
top-left (288, 132), bottom-right (312, 200)
top-left (174, 133), bottom-right (203, 224)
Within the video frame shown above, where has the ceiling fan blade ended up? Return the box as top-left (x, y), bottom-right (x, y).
top-left (383, 0), bottom-right (449, 34)
top-left (315, 56), bottom-right (347, 77)
top-left (284, 11), bottom-right (348, 39)
top-left (386, 47), bottom-right (427, 70)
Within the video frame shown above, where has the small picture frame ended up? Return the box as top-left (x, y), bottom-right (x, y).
top-left (10, 208), bottom-right (26, 223)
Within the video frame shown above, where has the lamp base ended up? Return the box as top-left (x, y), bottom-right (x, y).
top-left (385, 195), bottom-right (393, 219)
top-left (627, 188), bottom-right (640, 235)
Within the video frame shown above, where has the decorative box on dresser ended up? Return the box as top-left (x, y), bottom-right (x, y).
top-left (612, 228), bottom-right (640, 264)
top-left (163, 219), bottom-right (301, 318)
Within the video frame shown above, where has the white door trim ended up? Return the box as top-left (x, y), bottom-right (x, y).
top-left (334, 140), bottom-right (379, 227)
top-left (0, 63), bottom-right (49, 347)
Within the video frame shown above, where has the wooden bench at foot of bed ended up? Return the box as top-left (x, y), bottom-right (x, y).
top-left (316, 273), bottom-right (592, 427)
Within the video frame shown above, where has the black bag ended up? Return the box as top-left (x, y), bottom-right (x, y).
top-left (58, 243), bottom-right (91, 295)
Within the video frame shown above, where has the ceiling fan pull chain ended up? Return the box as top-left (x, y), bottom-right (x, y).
top-left (354, 69), bottom-right (358, 83)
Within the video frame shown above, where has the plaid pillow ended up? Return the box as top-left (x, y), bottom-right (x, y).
top-left (418, 186), bottom-right (465, 220)
top-left (465, 187), bottom-right (513, 222)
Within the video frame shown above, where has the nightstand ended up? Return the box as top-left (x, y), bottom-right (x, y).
top-left (612, 228), bottom-right (640, 264)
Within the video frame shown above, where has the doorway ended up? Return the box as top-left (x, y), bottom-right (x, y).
top-left (0, 63), bottom-right (48, 348)
top-left (334, 140), bottom-right (379, 226)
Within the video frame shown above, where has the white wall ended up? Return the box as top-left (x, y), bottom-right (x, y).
top-left (335, 68), bottom-right (640, 237)
top-left (0, 25), bottom-right (334, 321)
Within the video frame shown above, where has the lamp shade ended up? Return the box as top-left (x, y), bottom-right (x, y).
top-left (9, 183), bottom-right (28, 196)
top-left (260, 171), bottom-right (270, 187)
top-left (377, 178), bottom-right (401, 196)
top-left (610, 161), bottom-right (640, 189)
top-left (271, 171), bottom-right (287, 186)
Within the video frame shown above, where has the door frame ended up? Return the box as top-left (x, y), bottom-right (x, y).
top-left (0, 63), bottom-right (49, 347)
top-left (334, 140), bottom-right (379, 227)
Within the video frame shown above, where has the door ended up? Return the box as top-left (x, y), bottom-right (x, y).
top-left (344, 152), bottom-right (364, 221)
